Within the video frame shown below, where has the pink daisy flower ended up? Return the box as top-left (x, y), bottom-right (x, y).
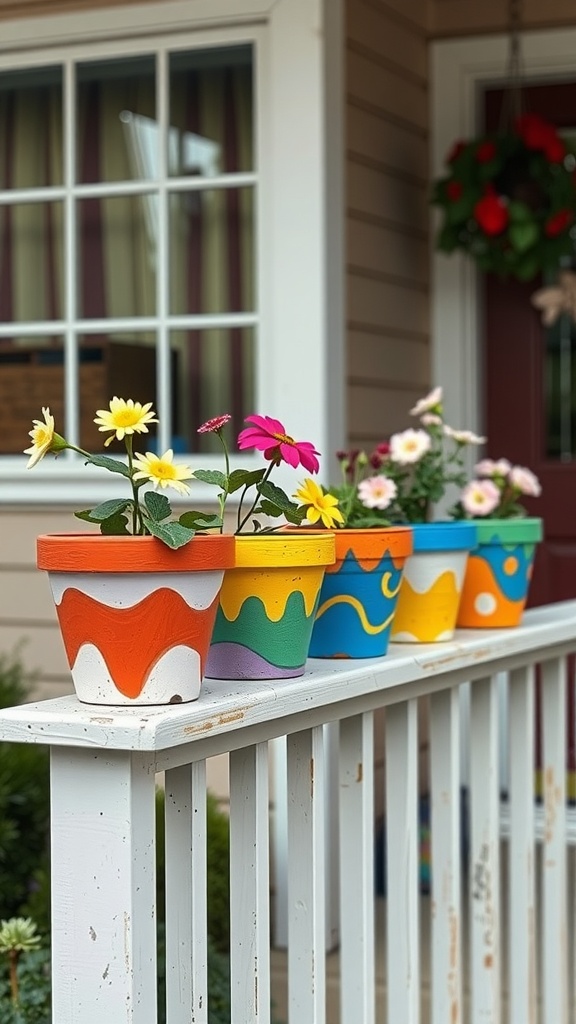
top-left (237, 414), bottom-right (320, 473)
top-left (460, 478), bottom-right (500, 517)
top-left (197, 413), bottom-right (232, 434)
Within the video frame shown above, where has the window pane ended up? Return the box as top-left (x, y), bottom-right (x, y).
top-left (77, 195), bottom-right (157, 319)
top-left (169, 46), bottom-right (253, 177)
top-left (0, 336), bottom-right (64, 453)
top-left (0, 67), bottom-right (62, 189)
top-left (78, 334), bottom-right (158, 452)
top-left (77, 57), bottom-right (156, 184)
top-left (170, 327), bottom-right (254, 451)
top-left (0, 202), bottom-right (63, 321)
top-left (545, 302), bottom-right (576, 460)
top-left (169, 188), bottom-right (254, 314)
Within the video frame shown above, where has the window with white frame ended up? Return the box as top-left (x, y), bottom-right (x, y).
top-left (0, 37), bottom-right (257, 472)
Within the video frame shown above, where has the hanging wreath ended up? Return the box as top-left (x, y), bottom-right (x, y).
top-left (432, 114), bottom-right (576, 282)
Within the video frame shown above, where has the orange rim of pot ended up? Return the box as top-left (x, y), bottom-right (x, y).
top-left (333, 526), bottom-right (413, 561)
top-left (37, 533), bottom-right (236, 573)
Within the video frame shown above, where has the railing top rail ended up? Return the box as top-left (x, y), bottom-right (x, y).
top-left (1, 600), bottom-right (576, 754)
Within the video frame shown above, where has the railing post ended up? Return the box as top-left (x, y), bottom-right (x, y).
top-left (50, 747), bottom-right (157, 1024)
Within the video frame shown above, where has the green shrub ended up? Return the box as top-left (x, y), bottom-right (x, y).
top-left (0, 653), bottom-right (50, 930)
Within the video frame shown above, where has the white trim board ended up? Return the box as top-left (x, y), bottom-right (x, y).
top-left (431, 28), bottom-right (576, 439)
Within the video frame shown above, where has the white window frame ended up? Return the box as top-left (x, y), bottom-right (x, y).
top-left (0, 0), bottom-right (344, 505)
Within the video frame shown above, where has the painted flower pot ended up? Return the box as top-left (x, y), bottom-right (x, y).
top-left (391, 521), bottom-right (477, 643)
top-left (456, 517), bottom-right (543, 628)
top-left (205, 533), bottom-right (336, 680)
top-left (308, 527), bottom-right (413, 659)
top-left (37, 533), bottom-right (235, 706)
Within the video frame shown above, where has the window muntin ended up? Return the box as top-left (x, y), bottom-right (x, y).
top-left (0, 42), bottom-right (256, 457)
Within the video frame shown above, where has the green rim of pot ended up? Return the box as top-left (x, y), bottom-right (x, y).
top-left (473, 517), bottom-right (543, 546)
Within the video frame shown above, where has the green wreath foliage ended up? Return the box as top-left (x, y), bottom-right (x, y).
top-left (432, 114), bottom-right (576, 281)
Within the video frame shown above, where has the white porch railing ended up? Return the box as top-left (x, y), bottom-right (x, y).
top-left (1, 600), bottom-right (576, 1023)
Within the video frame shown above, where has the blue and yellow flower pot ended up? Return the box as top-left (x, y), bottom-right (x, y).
top-left (307, 527), bottom-right (413, 659)
top-left (457, 517), bottom-right (543, 628)
top-left (391, 521), bottom-right (478, 643)
top-left (205, 533), bottom-right (335, 679)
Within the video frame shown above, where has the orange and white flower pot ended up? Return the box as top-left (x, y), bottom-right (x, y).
top-left (37, 533), bottom-right (235, 706)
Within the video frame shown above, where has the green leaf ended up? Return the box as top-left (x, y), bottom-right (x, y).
top-left (227, 468), bottom-right (266, 494)
top-left (179, 511), bottom-right (223, 530)
top-left (257, 499), bottom-right (285, 518)
top-left (257, 480), bottom-right (296, 513)
top-left (144, 490), bottom-right (171, 522)
top-left (99, 513), bottom-right (130, 536)
top-left (143, 519), bottom-right (196, 549)
top-left (283, 505), bottom-right (307, 525)
top-left (508, 201), bottom-right (532, 223)
top-left (82, 498), bottom-right (131, 522)
top-left (85, 454), bottom-right (131, 478)
top-left (509, 221), bottom-right (539, 253)
top-left (193, 469), bottom-right (227, 488)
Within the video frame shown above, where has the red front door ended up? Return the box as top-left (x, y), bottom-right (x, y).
top-left (483, 83), bottom-right (576, 607)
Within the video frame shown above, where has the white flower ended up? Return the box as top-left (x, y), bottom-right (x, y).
top-left (389, 428), bottom-right (431, 465)
top-left (509, 465), bottom-right (541, 497)
top-left (460, 479), bottom-right (500, 517)
top-left (474, 458), bottom-right (511, 478)
top-left (443, 425), bottom-right (487, 445)
top-left (409, 386), bottom-right (443, 417)
top-left (358, 475), bottom-right (398, 510)
top-left (420, 413), bottom-right (442, 426)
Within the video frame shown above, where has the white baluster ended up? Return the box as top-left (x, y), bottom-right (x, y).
top-left (430, 686), bottom-right (462, 1024)
top-left (470, 674), bottom-right (501, 1023)
top-left (385, 698), bottom-right (420, 1024)
top-left (229, 743), bottom-right (271, 1023)
top-left (541, 656), bottom-right (568, 1024)
top-left (339, 712), bottom-right (375, 1024)
top-left (508, 664), bottom-right (537, 1024)
top-left (164, 760), bottom-right (208, 1024)
top-left (287, 726), bottom-right (326, 1023)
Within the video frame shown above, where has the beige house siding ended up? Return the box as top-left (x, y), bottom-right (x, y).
top-left (431, 0), bottom-right (576, 38)
top-left (346, 0), bottom-right (431, 453)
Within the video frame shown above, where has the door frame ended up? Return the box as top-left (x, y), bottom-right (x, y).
top-left (431, 27), bottom-right (576, 439)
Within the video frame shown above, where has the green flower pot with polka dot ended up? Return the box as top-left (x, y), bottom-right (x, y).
top-left (456, 518), bottom-right (543, 628)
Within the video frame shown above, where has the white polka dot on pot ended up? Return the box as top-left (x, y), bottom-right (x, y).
top-left (474, 592), bottom-right (497, 616)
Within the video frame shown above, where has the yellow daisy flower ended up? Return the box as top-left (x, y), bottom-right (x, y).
top-left (293, 478), bottom-right (344, 529)
top-left (24, 407), bottom-right (67, 468)
top-left (94, 397), bottom-right (158, 447)
top-left (132, 449), bottom-right (193, 496)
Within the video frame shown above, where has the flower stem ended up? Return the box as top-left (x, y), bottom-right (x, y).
top-left (8, 949), bottom-right (19, 1005)
top-left (125, 437), bottom-right (141, 534)
top-left (216, 428), bottom-right (230, 534)
top-left (236, 462), bottom-right (274, 534)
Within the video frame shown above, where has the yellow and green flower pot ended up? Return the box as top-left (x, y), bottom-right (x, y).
top-left (391, 521), bottom-right (477, 643)
top-left (37, 533), bottom-right (235, 706)
top-left (307, 527), bottom-right (413, 658)
top-left (457, 517), bottom-right (543, 628)
top-left (205, 533), bottom-right (335, 679)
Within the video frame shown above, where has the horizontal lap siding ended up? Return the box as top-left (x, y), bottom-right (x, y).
top-left (432, 0), bottom-right (576, 36)
top-left (0, 0), bottom-right (159, 18)
top-left (346, 0), bottom-right (430, 451)
top-left (0, 510), bottom-right (75, 698)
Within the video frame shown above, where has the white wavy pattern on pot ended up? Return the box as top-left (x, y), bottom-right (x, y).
top-left (48, 571), bottom-right (224, 608)
top-left (392, 627), bottom-right (455, 643)
top-left (401, 551), bottom-right (468, 593)
top-left (71, 645), bottom-right (202, 705)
